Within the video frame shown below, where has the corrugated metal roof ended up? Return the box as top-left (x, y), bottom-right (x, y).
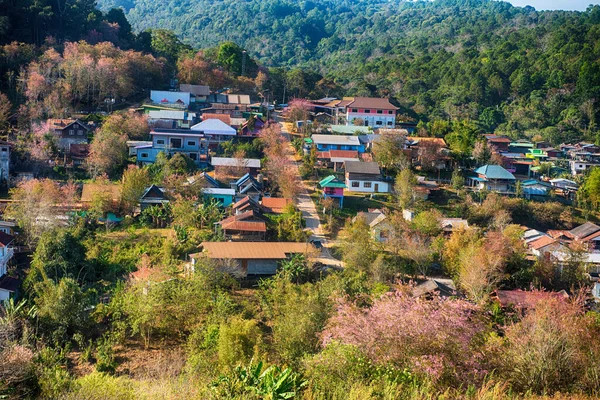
top-left (193, 242), bottom-right (311, 259)
top-left (311, 134), bottom-right (360, 146)
top-left (474, 165), bottom-right (515, 180)
top-left (347, 97), bottom-right (398, 110)
top-left (221, 220), bottom-right (266, 232)
top-left (211, 157), bottom-right (261, 168)
top-left (569, 222), bottom-right (600, 240)
top-left (344, 161), bottom-right (381, 175)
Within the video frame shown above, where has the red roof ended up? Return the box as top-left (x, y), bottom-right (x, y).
top-left (202, 113), bottom-right (231, 124)
top-left (347, 97), bottom-right (398, 110)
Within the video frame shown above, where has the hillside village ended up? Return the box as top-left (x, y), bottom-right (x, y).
top-left (3, 0), bottom-right (600, 398)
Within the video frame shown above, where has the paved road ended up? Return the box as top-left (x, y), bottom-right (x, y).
top-left (279, 121), bottom-right (343, 267)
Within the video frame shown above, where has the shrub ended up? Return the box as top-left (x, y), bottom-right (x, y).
top-left (217, 317), bottom-right (262, 370)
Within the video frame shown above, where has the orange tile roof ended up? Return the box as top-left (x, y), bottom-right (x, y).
top-left (193, 242), bottom-right (312, 259)
top-left (261, 197), bottom-right (293, 213)
top-left (529, 236), bottom-right (557, 250)
top-left (221, 220), bottom-right (266, 232)
top-left (407, 137), bottom-right (447, 147)
top-left (347, 97), bottom-right (398, 110)
top-left (496, 290), bottom-right (568, 309)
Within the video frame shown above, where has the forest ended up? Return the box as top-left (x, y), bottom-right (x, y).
top-left (94, 0), bottom-right (600, 144)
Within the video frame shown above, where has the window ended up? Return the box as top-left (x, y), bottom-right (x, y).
top-left (77, 130), bottom-right (83, 135)
top-left (364, 109), bottom-right (371, 113)
top-left (388, 110), bottom-right (394, 114)
top-left (1, 148), bottom-right (7, 152)
top-left (189, 153), bottom-right (197, 160)
top-left (376, 121), bottom-right (383, 125)
top-left (156, 139), bottom-right (165, 145)
top-left (352, 182), bottom-right (360, 188)
top-left (170, 138), bottom-right (182, 148)
top-left (141, 153), bottom-right (149, 158)
top-left (380, 230), bottom-right (389, 239)
top-left (364, 120), bottom-right (369, 126)
top-left (377, 110), bottom-right (383, 114)
top-left (363, 182), bottom-right (372, 188)
top-left (351, 108), bottom-right (358, 113)
top-left (69, 130), bottom-right (74, 135)
top-left (187, 141), bottom-right (196, 147)
top-left (387, 121), bottom-right (393, 126)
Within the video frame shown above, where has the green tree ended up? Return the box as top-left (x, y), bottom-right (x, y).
top-left (120, 166), bottom-right (150, 215)
top-left (394, 169), bottom-right (417, 209)
top-left (34, 278), bottom-right (90, 337)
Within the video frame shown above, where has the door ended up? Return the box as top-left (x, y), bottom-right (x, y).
top-left (374, 183), bottom-right (379, 193)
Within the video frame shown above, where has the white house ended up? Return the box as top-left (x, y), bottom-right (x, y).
top-left (191, 119), bottom-right (237, 145)
top-left (344, 161), bottom-right (390, 193)
top-left (0, 232), bottom-right (16, 301)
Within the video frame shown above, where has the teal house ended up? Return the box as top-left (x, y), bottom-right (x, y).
top-left (202, 188), bottom-right (236, 207)
top-left (319, 175), bottom-right (346, 207)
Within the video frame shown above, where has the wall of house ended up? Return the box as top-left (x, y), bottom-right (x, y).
top-left (204, 194), bottom-right (234, 207)
top-left (247, 259), bottom-right (279, 275)
top-left (346, 109), bottom-right (395, 128)
top-left (345, 179), bottom-right (389, 193)
top-left (315, 143), bottom-right (365, 153)
top-left (0, 145), bottom-right (9, 181)
top-left (138, 134), bottom-right (208, 165)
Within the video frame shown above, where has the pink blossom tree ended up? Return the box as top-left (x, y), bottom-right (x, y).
top-left (322, 290), bottom-right (488, 385)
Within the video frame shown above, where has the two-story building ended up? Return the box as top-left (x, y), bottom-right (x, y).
top-left (323, 97), bottom-right (398, 127)
top-left (344, 161), bottom-right (390, 193)
top-left (311, 134), bottom-right (365, 153)
top-left (0, 231), bottom-right (16, 301)
top-left (48, 119), bottom-right (90, 151)
top-left (136, 129), bottom-right (209, 166)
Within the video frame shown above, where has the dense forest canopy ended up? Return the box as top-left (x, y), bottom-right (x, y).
top-left (92, 0), bottom-right (600, 143)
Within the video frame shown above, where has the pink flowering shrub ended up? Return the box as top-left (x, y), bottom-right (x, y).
top-left (321, 291), bottom-right (488, 386)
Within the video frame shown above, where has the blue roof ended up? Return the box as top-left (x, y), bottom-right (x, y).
top-left (474, 165), bottom-right (515, 180)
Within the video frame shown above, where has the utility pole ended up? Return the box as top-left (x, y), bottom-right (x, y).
top-left (241, 50), bottom-right (247, 77)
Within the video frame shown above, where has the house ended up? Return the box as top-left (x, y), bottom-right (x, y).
top-left (570, 160), bottom-right (600, 175)
top-left (521, 180), bottom-right (552, 198)
top-left (190, 242), bottom-right (313, 278)
top-left (81, 183), bottom-right (121, 207)
top-left (405, 137), bottom-right (451, 170)
top-left (468, 165), bottom-right (516, 192)
top-left (354, 209), bottom-right (392, 242)
top-left (0, 221), bottom-right (15, 235)
top-left (148, 110), bottom-right (195, 129)
top-left (218, 210), bottom-right (269, 241)
top-left (202, 103), bottom-right (248, 119)
top-left (261, 197), bottom-right (293, 214)
top-left (0, 140), bottom-right (10, 182)
top-left (210, 157), bottom-right (261, 177)
top-left (232, 196), bottom-right (263, 215)
top-left (484, 135), bottom-right (511, 152)
top-left (412, 279), bottom-right (458, 298)
top-left (68, 144), bottom-right (89, 167)
top-left (344, 161), bottom-right (390, 193)
top-left (202, 188), bottom-right (236, 207)
top-left (319, 175), bottom-right (346, 207)
top-left (316, 150), bottom-right (360, 171)
top-left (227, 94), bottom-right (252, 106)
top-left (140, 185), bottom-right (169, 211)
top-left (528, 235), bottom-right (565, 257)
top-left (311, 134), bottom-right (365, 153)
top-left (150, 90), bottom-right (191, 107)
top-left (550, 178), bottom-right (578, 191)
top-left (439, 218), bottom-right (469, 234)
top-left (0, 231), bottom-right (16, 301)
top-left (136, 129), bottom-right (209, 166)
top-left (240, 116), bottom-right (266, 137)
top-left (126, 140), bottom-right (153, 156)
top-left (179, 84), bottom-right (210, 102)
top-left (48, 119), bottom-right (90, 151)
top-left (186, 172), bottom-right (223, 189)
top-left (325, 97), bottom-right (398, 127)
top-left (231, 173), bottom-right (264, 201)
top-left (191, 119), bottom-right (236, 147)
top-left (415, 177), bottom-right (440, 201)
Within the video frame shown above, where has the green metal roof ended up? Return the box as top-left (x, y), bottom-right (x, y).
top-left (330, 125), bottom-right (372, 135)
top-left (319, 175), bottom-right (346, 188)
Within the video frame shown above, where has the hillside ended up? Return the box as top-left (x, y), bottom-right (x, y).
top-left (97, 0), bottom-right (600, 142)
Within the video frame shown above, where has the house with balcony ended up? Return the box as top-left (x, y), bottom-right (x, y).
top-left (323, 97), bottom-right (397, 127)
top-left (48, 118), bottom-right (90, 151)
top-left (468, 165), bottom-right (516, 192)
top-left (136, 129), bottom-right (209, 166)
top-left (311, 134), bottom-right (365, 153)
top-left (0, 232), bottom-right (16, 301)
top-left (319, 175), bottom-right (346, 207)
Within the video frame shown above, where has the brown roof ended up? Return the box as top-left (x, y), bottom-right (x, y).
top-left (192, 242), bottom-right (312, 259)
top-left (548, 230), bottom-right (574, 240)
top-left (496, 290), bottom-right (568, 309)
top-left (220, 210), bottom-right (267, 226)
top-left (529, 236), bottom-right (556, 250)
top-left (570, 222), bottom-right (600, 240)
top-left (202, 113), bottom-right (231, 124)
top-left (129, 266), bottom-right (169, 282)
top-left (221, 220), bottom-right (267, 232)
top-left (347, 97), bottom-right (398, 110)
top-left (81, 183), bottom-right (121, 203)
top-left (261, 197), bottom-right (293, 213)
top-left (330, 150), bottom-right (360, 159)
top-left (407, 137), bottom-right (447, 147)
top-left (344, 161), bottom-right (381, 175)
top-left (0, 231), bottom-right (14, 246)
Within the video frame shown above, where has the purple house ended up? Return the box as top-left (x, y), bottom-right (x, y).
top-left (240, 116), bottom-right (266, 137)
top-left (319, 175), bottom-right (346, 208)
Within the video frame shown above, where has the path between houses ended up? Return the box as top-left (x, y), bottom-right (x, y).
top-left (278, 122), bottom-right (343, 268)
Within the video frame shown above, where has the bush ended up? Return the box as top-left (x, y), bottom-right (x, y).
top-left (64, 372), bottom-right (135, 400)
top-left (217, 317), bottom-right (262, 370)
